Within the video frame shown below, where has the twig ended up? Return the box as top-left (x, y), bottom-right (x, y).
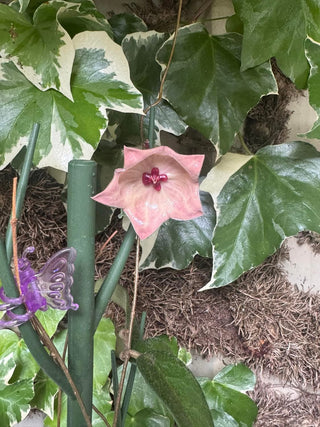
top-left (30, 317), bottom-right (92, 427)
top-left (97, 230), bottom-right (118, 258)
top-left (11, 177), bottom-right (20, 292)
top-left (140, 0), bottom-right (183, 142)
top-left (112, 237), bottom-right (140, 427)
top-left (93, 404), bottom-right (111, 427)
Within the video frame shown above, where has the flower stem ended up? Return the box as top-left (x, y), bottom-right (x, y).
top-left (67, 160), bottom-right (97, 426)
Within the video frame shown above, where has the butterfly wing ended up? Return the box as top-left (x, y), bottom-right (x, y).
top-left (36, 247), bottom-right (78, 311)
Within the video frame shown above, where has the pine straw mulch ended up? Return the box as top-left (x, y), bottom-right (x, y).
top-left (1, 166), bottom-right (320, 426)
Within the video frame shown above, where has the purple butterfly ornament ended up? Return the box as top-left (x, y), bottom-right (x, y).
top-left (0, 247), bottom-right (78, 328)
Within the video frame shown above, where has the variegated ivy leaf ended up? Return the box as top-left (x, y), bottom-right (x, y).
top-left (201, 141), bottom-right (320, 289)
top-left (156, 23), bottom-right (277, 155)
top-left (118, 31), bottom-right (187, 145)
top-left (56, 0), bottom-right (113, 39)
top-left (0, 1), bottom-right (74, 99)
top-left (0, 31), bottom-right (143, 171)
top-left (305, 37), bottom-right (320, 139)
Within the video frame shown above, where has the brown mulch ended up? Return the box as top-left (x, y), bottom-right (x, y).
top-left (1, 166), bottom-right (320, 426)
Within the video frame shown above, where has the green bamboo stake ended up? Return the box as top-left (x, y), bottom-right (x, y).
top-left (6, 123), bottom-right (40, 260)
top-left (93, 224), bottom-right (136, 331)
top-left (147, 107), bottom-right (155, 149)
top-left (67, 160), bottom-right (97, 426)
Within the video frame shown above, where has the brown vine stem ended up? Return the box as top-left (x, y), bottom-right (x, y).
top-left (30, 317), bottom-right (92, 427)
top-left (112, 237), bottom-right (140, 427)
top-left (11, 177), bottom-right (20, 292)
top-left (140, 0), bottom-right (183, 142)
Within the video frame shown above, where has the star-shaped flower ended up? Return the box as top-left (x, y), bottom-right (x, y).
top-left (92, 146), bottom-right (204, 240)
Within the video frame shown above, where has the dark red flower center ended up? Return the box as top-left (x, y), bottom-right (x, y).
top-left (142, 167), bottom-right (168, 191)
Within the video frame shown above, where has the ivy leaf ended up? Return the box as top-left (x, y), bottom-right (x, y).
top-left (0, 2), bottom-right (74, 99)
top-left (30, 369), bottom-right (58, 421)
top-left (156, 24), bottom-right (277, 154)
top-left (200, 376), bottom-right (258, 427)
top-left (137, 351), bottom-right (213, 427)
top-left (0, 31), bottom-right (143, 171)
top-left (202, 141), bottom-right (320, 289)
top-left (0, 330), bottom-right (19, 384)
top-left (126, 408), bottom-right (171, 427)
top-left (121, 31), bottom-right (187, 144)
top-left (213, 363), bottom-right (256, 393)
top-left (140, 191), bottom-right (215, 270)
top-left (0, 379), bottom-right (34, 426)
top-left (305, 38), bottom-right (320, 138)
top-left (108, 13), bottom-right (148, 44)
top-left (35, 307), bottom-right (66, 337)
top-left (233, 0), bottom-right (320, 89)
top-left (93, 318), bottom-right (116, 390)
top-left (57, 0), bottom-right (113, 39)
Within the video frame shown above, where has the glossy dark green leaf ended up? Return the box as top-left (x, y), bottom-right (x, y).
top-left (200, 379), bottom-right (258, 427)
top-left (213, 363), bottom-right (255, 392)
top-left (157, 23), bottom-right (277, 153)
top-left (140, 191), bottom-right (215, 270)
top-left (108, 13), bottom-right (147, 44)
top-left (233, 0), bottom-right (320, 89)
top-left (122, 31), bottom-right (187, 143)
top-left (201, 141), bottom-right (320, 288)
top-left (137, 351), bottom-right (213, 427)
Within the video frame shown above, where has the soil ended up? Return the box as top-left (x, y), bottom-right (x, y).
top-left (1, 166), bottom-right (320, 426)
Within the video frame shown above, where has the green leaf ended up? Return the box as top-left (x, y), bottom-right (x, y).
top-left (125, 408), bottom-right (171, 427)
top-left (0, 330), bottom-right (19, 384)
top-left (0, 31), bottom-right (143, 171)
top-left (232, 0), bottom-right (320, 89)
top-left (137, 351), bottom-right (213, 427)
top-left (93, 318), bottom-right (116, 389)
top-left (134, 335), bottom-right (179, 356)
top-left (211, 409), bottom-right (239, 427)
top-left (108, 13), bottom-right (148, 44)
top-left (140, 190), bottom-right (215, 270)
top-left (92, 386), bottom-right (112, 426)
top-left (0, 378), bottom-right (34, 426)
top-left (213, 363), bottom-right (256, 392)
top-left (200, 378), bottom-right (258, 427)
top-left (120, 362), bottom-right (173, 422)
top-left (121, 31), bottom-right (187, 144)
top-left (44, 391), bottom-right (67, 427)
top-left (0, 2), bottom-right (74, 99)
top-left (35, 307), bottom-right (66, 337)
top-left (305, 38), bottom-right (320, 138)
top-left (10, 338), bottom-right (39, 381)
top-left (202, 141), bottom-right (320, 288)
top-left (156, 24), bottom-right (277, 154)
top-left (30, 369), bottom-right (58, 420)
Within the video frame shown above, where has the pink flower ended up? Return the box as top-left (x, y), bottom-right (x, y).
top-left (92, 146), bottom-right (204, 240)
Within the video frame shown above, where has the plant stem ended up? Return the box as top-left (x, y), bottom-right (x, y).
top-left (237, 132), bottom-right (253, 156)
top-left (67, 160), bottom-right (97, 426)
top-left (93, 225), bottom-right (136, 331)
top-left (6, 123), bottom-right (40, 260)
